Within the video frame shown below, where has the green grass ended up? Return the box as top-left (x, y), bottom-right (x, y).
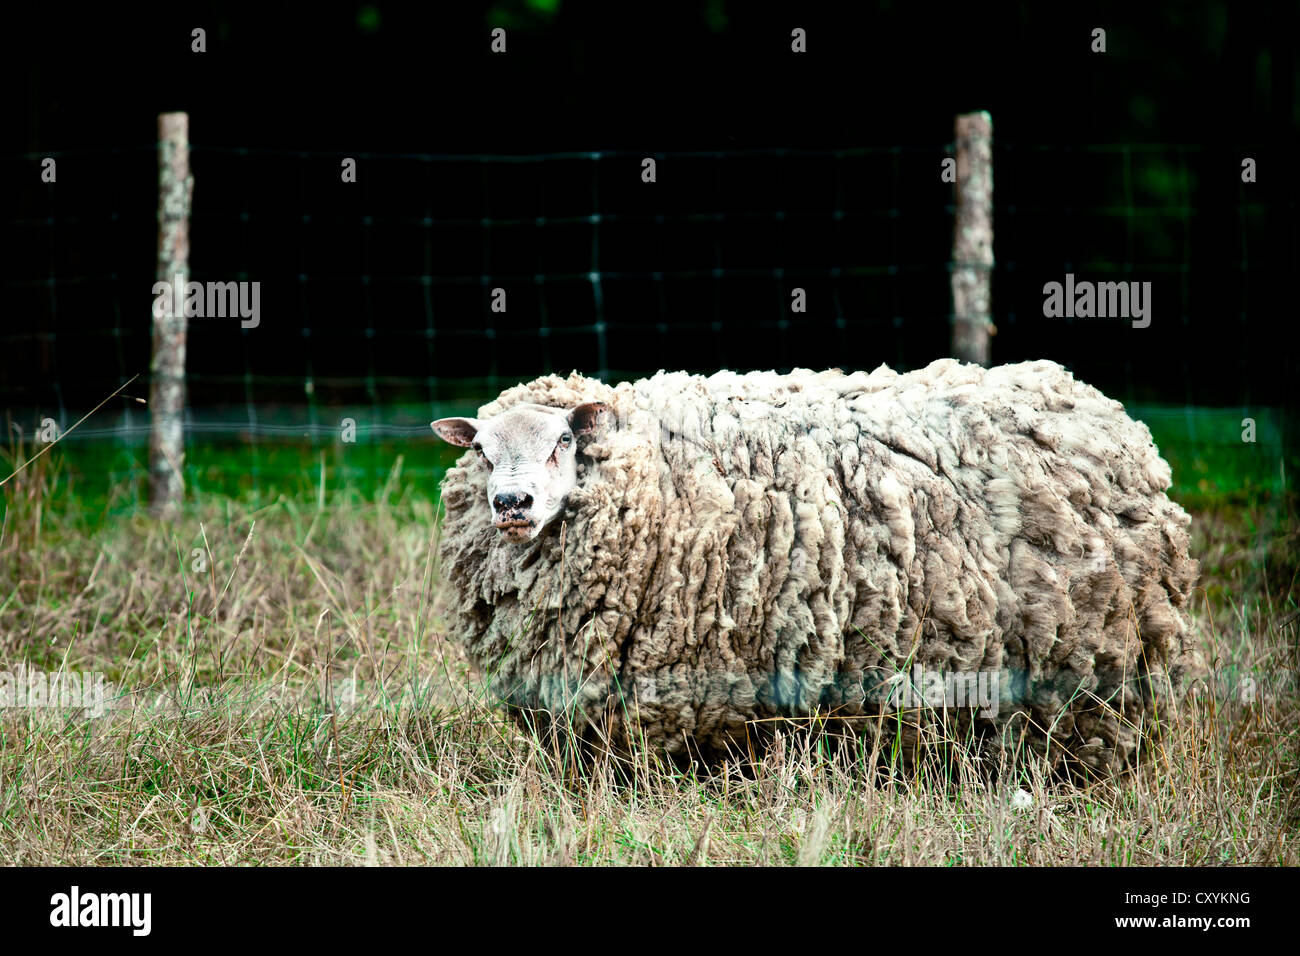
top-left (31, 401), bottom-right (1295, 519)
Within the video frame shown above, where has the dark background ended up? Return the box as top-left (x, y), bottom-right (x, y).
top-left (4, 0), bottom-right (1297, 427)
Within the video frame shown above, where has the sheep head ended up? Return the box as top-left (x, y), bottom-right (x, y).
top-left (432, 401), bottom-right (611, 542)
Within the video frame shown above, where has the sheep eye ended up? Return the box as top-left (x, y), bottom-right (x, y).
top-left (558, 433), bottom-right (573, 448)
top-left (474, 446), bottom-right (493, 471)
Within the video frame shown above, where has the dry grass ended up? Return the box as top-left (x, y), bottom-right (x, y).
top-left (1, 442), bottom-right (1296, 865)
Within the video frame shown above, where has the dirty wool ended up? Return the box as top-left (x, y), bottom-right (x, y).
top-left (437, 360), bottom-right (1203, 772)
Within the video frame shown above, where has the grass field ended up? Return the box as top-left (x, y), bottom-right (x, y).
top-left (0, 409), bottom-right (1296, 865)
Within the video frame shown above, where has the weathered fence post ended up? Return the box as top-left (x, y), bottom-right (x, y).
top-left (950, 110), bottom-right (994, 367)
top-left (149, 112), bottom-right (192, 517)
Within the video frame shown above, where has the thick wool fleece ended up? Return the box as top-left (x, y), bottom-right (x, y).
top-left (437, 360), bottom-right (1203, 772)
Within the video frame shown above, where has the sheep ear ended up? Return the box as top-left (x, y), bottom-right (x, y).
top-left (431, 417), bottom-right (481, 447)
top-left (567, 402), bottom-right (611, 439)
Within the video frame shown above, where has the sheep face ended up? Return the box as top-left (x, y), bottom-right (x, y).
top-left (432, 401), bottom-right (610, 542)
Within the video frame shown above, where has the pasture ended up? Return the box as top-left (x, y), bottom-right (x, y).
top-left (1, 406), bottom-right (1295, 865)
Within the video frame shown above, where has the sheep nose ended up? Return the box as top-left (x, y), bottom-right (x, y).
top-left (493, 491), bottom-right (532, 512)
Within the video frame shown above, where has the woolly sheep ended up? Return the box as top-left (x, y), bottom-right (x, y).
top-left (432, 359), bottom-right (1204, 773)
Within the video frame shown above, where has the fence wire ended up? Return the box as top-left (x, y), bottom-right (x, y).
top-left (2, 140), bottom-right (1274, 462)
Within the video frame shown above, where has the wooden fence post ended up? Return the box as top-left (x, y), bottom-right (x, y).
top-left (149, 112), bottom-right (192, 517)
top-left (950, 110), bottom-right (994, 367)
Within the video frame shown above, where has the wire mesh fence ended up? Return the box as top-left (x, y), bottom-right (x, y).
top-left (2, 137), bottom-right (1288, 500)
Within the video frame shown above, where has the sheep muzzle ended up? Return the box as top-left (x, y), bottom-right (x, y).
top-left (493, 516), bottom-right (537, 542)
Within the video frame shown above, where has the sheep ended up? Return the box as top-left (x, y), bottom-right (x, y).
top-left (432, 359), bottom-right (1204, 774)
